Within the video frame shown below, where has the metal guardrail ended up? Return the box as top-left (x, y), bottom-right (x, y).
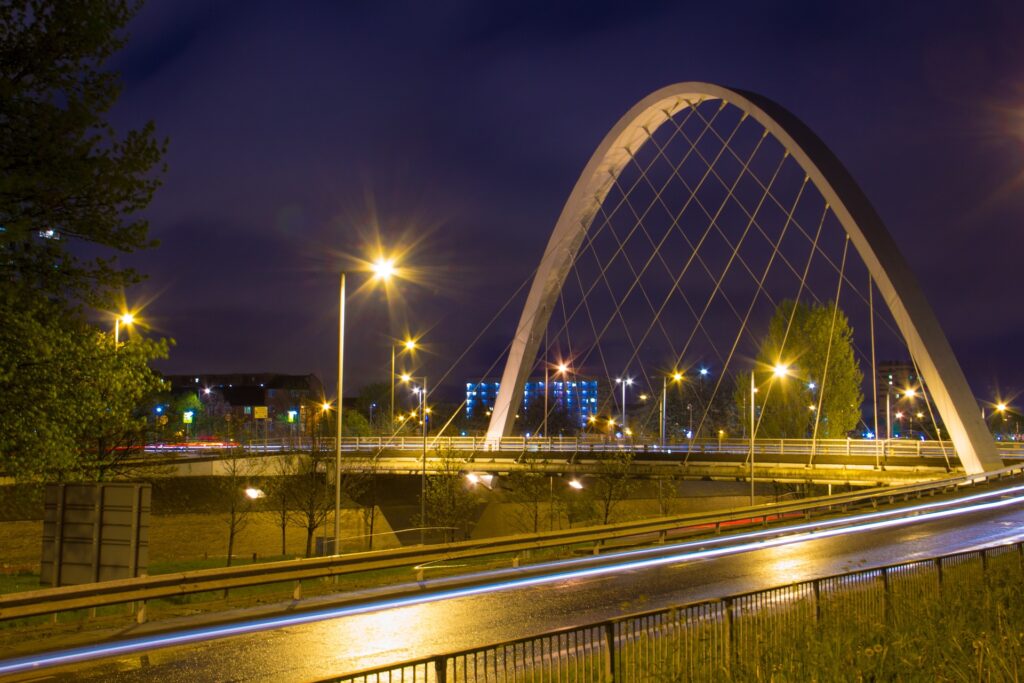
top-left (237, 435), bottom-right (1024, 459)
top-left (327, 541), bottom-right (1024, 682)
top-left (2, 464), bottom-right (1021, 626)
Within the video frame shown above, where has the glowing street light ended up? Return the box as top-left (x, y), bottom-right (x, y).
top-left (661, 372), bottom-right (684, 447)
top-left (772, 363), bottom-right (790, 378)
top-left (370, 258), bottom-right (397, 280)
top-left (114, 311), bottom-right (135, 346)
top-left (568, 479), bottom-right (584, 490)
top-left (391, 338), bottom-right (419, 427)
top-left (244, 487), bottom-right (265, 500)
top-left (904, 388), bottom-right (918, 399)
top-left (401, 373), bottom-right (430, 544)
top-left (333, 251), bottom-right (403, 551)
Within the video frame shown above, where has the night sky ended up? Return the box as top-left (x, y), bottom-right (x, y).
top-left (109, 1), bottom-right (1024, 403)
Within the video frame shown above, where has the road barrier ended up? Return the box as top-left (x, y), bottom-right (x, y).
top-left (1, 464), bottom-right (1021, 629)
top-left (327, 541), bottom-right (1024, 682)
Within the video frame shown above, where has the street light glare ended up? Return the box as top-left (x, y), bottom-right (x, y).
top-left (244, 487), bottom-right (265, 500)
top-left (772, 363), bottom-right (789, 378)
top-left (404, 339), bottom-right (417, 351)
top-left (371, 257), bottom-right (396, 280)
top-left (904, 388), bottom-right (917, 398)
top-left (997, 403), bottom-right (1008, 412)
top-left (672, 372), bottom-right (683, 382)
top-left (119, 312), bottom-right (135, 325)
top-left (400, 373), bottom-right (412, 382)
top-left (557, 363), bottom-right (569, 374)
top-left (321, 401), bottom-right (331, 412)
top-left (568, 479), bottom-right (584, 490)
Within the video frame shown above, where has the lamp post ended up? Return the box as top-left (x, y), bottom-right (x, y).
top-left (660, 372), bottom-right (682, 447)
top-left (113, 312), bottom-right (134, 347)
top-left (749, 371), bottom-right (756, 505)
top-left (403, 375), bottom-right (429, 544)
top-left (751, 363), bottom-right (790, 505)
top-left (333, 257), bottom-right (396, 554)
top-left (391, 339), bottom-right (417, 429)
top-left (546, 363), bottom-right (569, 439)
top-left (615, 377), bottom-right (632, 433)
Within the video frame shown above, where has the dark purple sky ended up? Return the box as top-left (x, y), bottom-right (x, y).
top-left (110, 1), bottom-right (1024, 402)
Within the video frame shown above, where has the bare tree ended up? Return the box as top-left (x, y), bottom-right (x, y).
top-left (654, 473), bottom-right (680, 516)
top-left (219, 455), bottom-right (266, 566)
top-left (265, 453), bottom-right (298, 556)
top-left (590, 450), bottom-right (637, 524)
top-left (421, 449), bottom-right (479, 542)
top-left (287, 453), bottom-right (332, 557)
top-left (506, 459), bottom-right (553, 533)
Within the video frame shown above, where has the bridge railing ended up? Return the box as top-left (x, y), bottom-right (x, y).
top-left (2, 464), bottom-right (1022, 628)
top-left (326, 541), bottom-right (1024, 682)
top-left (236, 435), bottom-right (1024, 459)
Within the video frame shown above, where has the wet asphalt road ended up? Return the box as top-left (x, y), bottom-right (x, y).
top-left (11, 499), bottom-right (1024, 682)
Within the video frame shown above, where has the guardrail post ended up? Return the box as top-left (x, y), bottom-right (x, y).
top-left (293, 581), bottom-right (302, 601)
top-left (724, 598), bottom-right (735, 676)
top-left (812, 579), bottom-right (821, 623)
top-left (434, 655), bottom-right (448, 683)
top-left (881, 566), bottom-right (891, 626)
top-left (603, 622), bottom-right (616, 681)
top-left (982, 547), bottom-right (990, 590)
top-left (136, 600), bottom-right (147, 624)
top-left (935, 557), bottom-right (943, 596)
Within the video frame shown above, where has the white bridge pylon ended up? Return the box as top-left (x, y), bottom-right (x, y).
top-left (485, 82), bottom-right (1000, 475)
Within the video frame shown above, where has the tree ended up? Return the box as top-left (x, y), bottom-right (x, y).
top-left (421, 450), bottom-right (479, 542)
top-left (0, 1), bottom-right (169, 480)
top-left (287, 453), bottom-right (333, 557)
top-left (265, 453), bottom-right (299, 556)
top-left (505, 459), bottom-right (553, 533)
top-left (515, 401), bottom-right (577, 437)
top-left (590, 451), bottom-right (637, 524)
top-left (736, 300), bottom-right (863, 439)
top-left (219, 455), bottom-right (265, 566)
top-left (354, 382), bottom-right (390, 434)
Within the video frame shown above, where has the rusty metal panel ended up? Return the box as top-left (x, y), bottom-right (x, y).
top-left (40, 483), bottom-right (149, 586)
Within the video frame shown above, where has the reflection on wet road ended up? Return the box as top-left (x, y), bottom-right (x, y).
top-left (11, 500), bottom-right (1024, 682)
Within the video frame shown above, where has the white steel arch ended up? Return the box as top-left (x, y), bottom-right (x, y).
top-left (485, 82), bottom-right (1001, 474)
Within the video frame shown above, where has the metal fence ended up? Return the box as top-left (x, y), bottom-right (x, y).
top-left (328, 542), bottom-right (1024, 682)
top-left (236, 435), bottom-right (1024, 460)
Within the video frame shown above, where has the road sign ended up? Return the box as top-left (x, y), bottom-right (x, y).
top-left (254, 406), bottom-right (268, 420)
top-left (183, 410), bottom-right (194, 424)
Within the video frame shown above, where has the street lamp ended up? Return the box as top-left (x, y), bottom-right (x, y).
top-left (751, 364), bottom-right (790, 505)
top-left (615, 377), bottom-right (633, 433)
top-left (403, 375), bottom-right (429, 544)
top-left (661, 372), bottom-right (683, 447)
top-left (114, 311), bottom-right (134, 346)
top-left (391, 338), bottom-right (418, 428)
top-left (333, 254), bottom-right (398, 554)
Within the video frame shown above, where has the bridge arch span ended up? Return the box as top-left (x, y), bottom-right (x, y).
top-left (485, 82), bottom-right (1000, 475)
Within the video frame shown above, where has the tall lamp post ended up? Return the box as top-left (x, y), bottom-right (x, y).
top-left (403, 375), bottom-right (429, 544)
top-left (615, 377), bottom-right (633, 434)
top-left (333, 257), bottom-right (396, 554)
top-left (661, 372), bottom-right (683, 447)
top-left (751, 363), bottom-right (790, 505)
top-left (391, 339), bottom-right (417, 428)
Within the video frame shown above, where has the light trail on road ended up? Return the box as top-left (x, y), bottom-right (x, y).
top-left (4, 482), bottom-right (1024, 678)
